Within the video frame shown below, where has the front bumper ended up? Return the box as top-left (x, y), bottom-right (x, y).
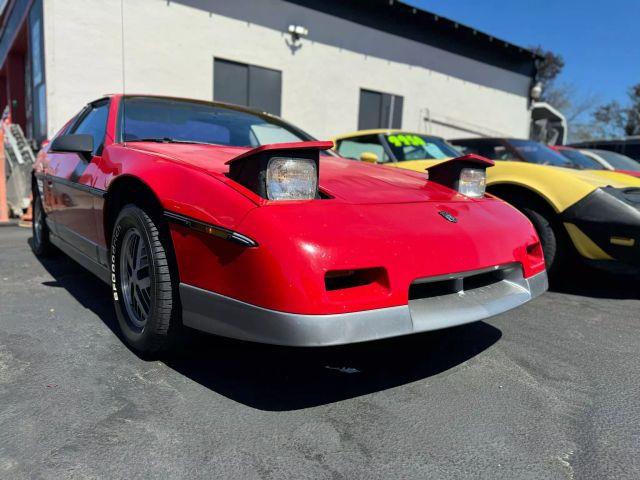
top-left (180, 267), bottom-right (548, 347)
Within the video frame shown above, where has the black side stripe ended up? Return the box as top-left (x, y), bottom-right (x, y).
top-left (163, 211), bottom-right (258, 247)
top-left (49, 176), bottom-right (106, 198)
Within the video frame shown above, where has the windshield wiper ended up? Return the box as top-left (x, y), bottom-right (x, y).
top-left (126, 137), bottom-right (212, 145)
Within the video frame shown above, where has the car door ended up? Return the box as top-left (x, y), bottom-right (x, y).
top-left (46, 99), bottom-right (109, 262)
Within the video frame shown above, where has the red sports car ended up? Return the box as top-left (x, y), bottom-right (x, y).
top-left (32, 95), bottom-right (547, 354)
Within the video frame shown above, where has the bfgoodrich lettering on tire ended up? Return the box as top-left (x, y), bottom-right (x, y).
top-left (111, 204), bottom-right (178, 355)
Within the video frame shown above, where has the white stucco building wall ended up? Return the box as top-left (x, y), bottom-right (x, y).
top-left (42, 0), bottom-right (533, 140)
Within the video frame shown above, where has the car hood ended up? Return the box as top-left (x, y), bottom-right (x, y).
top-left (384, 157), bottom-right (640, 188)
top-left (125, 143), bottom-right (481, 205)
top-left (586, 169), bottom-right (640, 182)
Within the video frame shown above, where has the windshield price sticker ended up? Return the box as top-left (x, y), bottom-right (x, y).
top-left (388, 134), bottom-right (426, 147)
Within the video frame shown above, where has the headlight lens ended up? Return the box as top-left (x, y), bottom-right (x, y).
top-left (266, 157), bottom-right (318, 200)
top-left (458, 168), bottom-right (486, 198)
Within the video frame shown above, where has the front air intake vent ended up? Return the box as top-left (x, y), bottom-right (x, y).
top-left (407, 263), bottom-right (542, 333)
top-left (325, 268), bottom-right (387, 291)
top-left (409, 264), bottom-right (517, 300)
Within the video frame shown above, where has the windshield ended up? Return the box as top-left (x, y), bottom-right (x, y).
top-left (591, 149), bottom-right (640, 171)
top-left (557, 148), bottom-right (605, 170)
top-left (509, 139), bottom-right (573, 167)
top-left (384, 133), bottom-right (460, 161)
top-left (119, 96), bottom-right (312, 147)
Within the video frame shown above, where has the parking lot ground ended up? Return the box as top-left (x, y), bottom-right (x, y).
top-left (1, 225), bottom-right (639, 479)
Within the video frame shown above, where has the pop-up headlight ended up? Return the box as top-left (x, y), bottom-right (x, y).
top-left (458, 168), bottom-right (487, 198)
top-left (226, 141), bottom-right (332, 201)
top-left (266, 157), bottom-right (318, 200)
top-left (426, 154), bottom-right (494, 198)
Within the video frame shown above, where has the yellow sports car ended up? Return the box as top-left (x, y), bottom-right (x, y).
top-left (333, 130), bottom-right (640, 276)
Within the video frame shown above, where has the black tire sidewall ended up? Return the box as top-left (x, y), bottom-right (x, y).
top-left (521, 207), bottom-right (562, 275)
top-left (111, 205), bottom-right (167, 351)
top-left (31, 186), bottom-right (51, 256)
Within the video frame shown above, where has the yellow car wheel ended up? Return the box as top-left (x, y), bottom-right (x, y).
top-left (488, 186), bottom-right (572, 281)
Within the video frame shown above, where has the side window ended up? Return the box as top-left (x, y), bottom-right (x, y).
top-left (70, 101), bottom-right (110, 156)
top-left (337, 136), bottom-right (389, 162)
top-left (453, 144), bottom-right (476, 155)
top-left (488, 145), bottom-right (516, 161)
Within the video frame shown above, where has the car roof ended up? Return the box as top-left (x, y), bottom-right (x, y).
top-left (112, 93), bottom-right (283, 119)
top-left (580, 149), bottom-right (603, 156)
top-left (450, 137), bottom-right (505, 143)
top-left (334, 129), bottom-right (447, 141)
top-left (450, 137), bottom-right (542, 144)
top-left (570, 137), bottom-right (640, 146)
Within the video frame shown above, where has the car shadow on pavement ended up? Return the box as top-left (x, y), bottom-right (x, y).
top-left (550, 261), bottom-right (640, 300)
top-left (33, 241), bottom-right (124, 341)
top-left (34, 241), bottom-right (504, 411)
top-left (164, 321), bottom-right (501, 411)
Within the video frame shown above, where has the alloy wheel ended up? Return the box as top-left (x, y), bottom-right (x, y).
top-left (119, 228), bottom-right (152, 330)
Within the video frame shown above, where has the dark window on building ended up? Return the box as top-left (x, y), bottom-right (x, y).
top-left (214, 59), bottom-right (282, 116)
top-left (70, 100), bottom-right (110, 156)
top-left (27, 0), bottom-right (46, 145)
top-left (358, 89), bottom-right (403, 130)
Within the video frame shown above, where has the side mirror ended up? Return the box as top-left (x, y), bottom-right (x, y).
top-left (360, 151), bottom-right (379, 163)
top-left (50, 134), bottom-right (94, 159)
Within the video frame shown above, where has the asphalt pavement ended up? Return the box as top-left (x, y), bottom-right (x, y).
top-left (1, 225), bottom-right (639, 479)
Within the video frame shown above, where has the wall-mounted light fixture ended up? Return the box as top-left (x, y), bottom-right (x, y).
top-left (288, 24), bottom-right (309, 42)
top-left (530, 82), bottom-right (543, 101)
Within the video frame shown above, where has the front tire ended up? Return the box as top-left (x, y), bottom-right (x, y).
top-left (520, 206), bottom-right (568, 279)
top-left (111, 205), bottom-right (178, 355)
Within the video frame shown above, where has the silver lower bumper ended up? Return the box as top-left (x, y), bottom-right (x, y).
top-left (180, 269), bottom-right (548, 347)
